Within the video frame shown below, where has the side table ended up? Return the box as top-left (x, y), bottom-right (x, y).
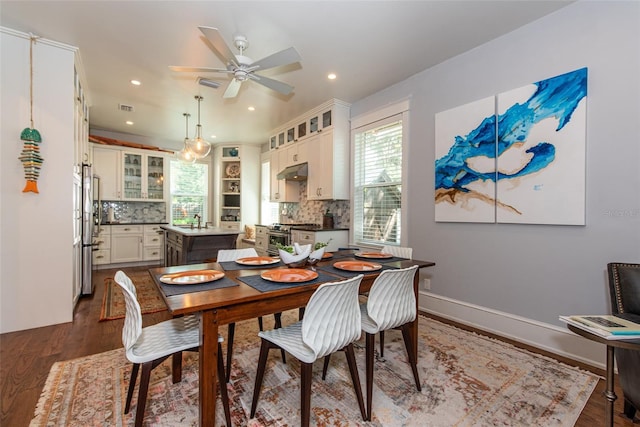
top-left (567, 324), bottom-right (640, 427)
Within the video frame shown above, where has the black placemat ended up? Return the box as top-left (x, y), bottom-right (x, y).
top-left (316, 263), bottom-right (397, 278)
top-left (237, 271), bottom-right (339, 292)
top-left (156, 274), bottom-right (238, 297)
top-left (219, 260), bottom-right (284, 271)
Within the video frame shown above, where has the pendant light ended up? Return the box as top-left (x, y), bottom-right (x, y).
top-left (186, 95), bottom-right (212, 159)
top-left (176, 113), bottom-right (196, 163)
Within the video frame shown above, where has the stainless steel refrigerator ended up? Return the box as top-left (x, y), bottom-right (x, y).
top-left (81, 164), bottom-right (100, 295)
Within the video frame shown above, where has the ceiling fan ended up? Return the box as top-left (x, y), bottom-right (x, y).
top-left (170, 26), bottom-right (301, 99)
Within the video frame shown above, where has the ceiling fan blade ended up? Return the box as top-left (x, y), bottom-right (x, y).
top-left (223, 79), bottom-right (242, 98)
top-left (169, 65), bottom-right (231, 73)
top-left (249, 74), bottom-right (294, 95)
top-left (198, 26), bottom-right (238, 67)
top-left (250, 47), bottom-right (301, 71)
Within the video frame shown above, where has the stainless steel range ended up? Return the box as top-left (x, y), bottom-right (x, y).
top-left (267, 223), bottom-right (320, 255)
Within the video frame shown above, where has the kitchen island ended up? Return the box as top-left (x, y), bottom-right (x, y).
top-left (161, 225), bottom-right (239, 267)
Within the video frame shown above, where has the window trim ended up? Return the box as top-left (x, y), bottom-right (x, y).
top-left (351, 99), bottom-right (410, 248)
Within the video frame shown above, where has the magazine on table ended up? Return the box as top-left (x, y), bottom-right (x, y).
top-left (560, 314), bottom-right (640, 340)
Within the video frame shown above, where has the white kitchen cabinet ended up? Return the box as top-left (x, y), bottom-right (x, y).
top-left (110, 224), bottom-right (144, 263)
top-left (255, 225), bottom-right (269, 256)
top-left (290, 229), bottom-right (348, 252)
top-left (92, 225), bottom-right (111, 265)
top-left (269, 150), bottom-right (300, 203)
top-left (91, 145), bottom-right (166, 201)
top-left (122, 152), bottom-right (166, 201)
top-left (92, 146), bottom-right (121, 200)
top-left (143, 224), bottom-right (164, 262)
top-left (306, 128), bottom-right (349, 200)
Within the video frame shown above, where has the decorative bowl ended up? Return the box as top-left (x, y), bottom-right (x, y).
top-left (307, 247), bottom-right (325, 266)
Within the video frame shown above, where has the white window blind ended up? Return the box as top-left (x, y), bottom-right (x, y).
top-left (353, 115), bottom-right (403, 245)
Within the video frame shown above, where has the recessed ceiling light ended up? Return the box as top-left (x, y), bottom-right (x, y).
top-left (130, 80), bottom-right (141, 86)
top-left (125, 121), bottom-right (134, 125)
top-left (248, 106), bottom-right (255, 111)
top-left (327, 73), bottom-right (337, 80)
top-left (210, 134), bottom-right (217, 139)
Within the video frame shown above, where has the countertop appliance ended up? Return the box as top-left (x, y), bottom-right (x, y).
top-left (81, 164), bottom-right (100, 295)
top-left (266, 223), bottom-right (320, 256)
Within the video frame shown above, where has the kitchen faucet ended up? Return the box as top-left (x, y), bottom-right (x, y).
top-left (194, 214), bottom-right (202, 229)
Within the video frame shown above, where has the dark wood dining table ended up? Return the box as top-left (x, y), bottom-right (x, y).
top-left (149, 249), bottom-right (435, 426)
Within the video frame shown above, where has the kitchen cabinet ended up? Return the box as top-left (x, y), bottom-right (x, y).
top-left (143, 224), bottom-right (164, 262)
top-left (110, 224), bottom-right (143, 263)
top-left (92, 147), bottom-right (121, 200)
top-left (290, 229), bottom-right (348, 252)
top-left (91, 145), bottom-right (166, 201)
top-left (162, 226), bottom-right (238, 267)
top-left (270, 99), bottom-right (347, 150)
top-left (269, 150), bottom-right (300, 203)
top-left (122, 152), bottom-right (166, 200)
top-left (255, 225), bottom-right (269, 256)
top-left (92, 225), bottom-right (111, 265)
top-left (306, 128), bottom-right (349, 200)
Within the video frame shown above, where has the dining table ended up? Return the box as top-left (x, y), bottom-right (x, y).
top-left (149, 249), bottom-right (435, 426)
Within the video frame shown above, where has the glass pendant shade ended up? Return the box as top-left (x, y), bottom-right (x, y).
top-left (176, 113), bottom-right (196, 163)
top-left (187, 96), bottom-right (212, 159)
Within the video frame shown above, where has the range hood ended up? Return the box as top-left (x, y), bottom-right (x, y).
top-left (277, 162), bottom-right (308, 181)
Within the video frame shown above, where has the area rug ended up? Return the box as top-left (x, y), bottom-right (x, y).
top-left (99, 272), bottom-right (167, 321)
top-left (32, 312), bottom-right (598, 426)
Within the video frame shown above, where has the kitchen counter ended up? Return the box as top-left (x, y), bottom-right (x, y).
top-left (161, 225), bottom-right (239, 266)
top-left (160, 224), bottom-right (240, 236)
top-left (290, 226), bottom-right (349, 231)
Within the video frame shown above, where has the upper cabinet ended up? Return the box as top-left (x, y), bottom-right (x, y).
top-left (268, 99), bottom-right (350, 201)
top-left (92, 145), bottom-right (166, 201)
top-left (269, 99), bottom-right (350, 149)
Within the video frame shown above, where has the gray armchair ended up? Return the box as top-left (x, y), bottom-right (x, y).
top-left (607, 262), bottom-right (640, 420)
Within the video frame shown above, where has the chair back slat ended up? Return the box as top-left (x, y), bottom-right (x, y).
top-left (114, 270), bottom-right (143, 350)
top-left (381, 245), bottom-right (413, 258)
top-left (367, 265), bottom-right (419, 331)
top-left (217, 248), bottom-right (259, 262)
top-left (302, 275), bottom-right (363, 359)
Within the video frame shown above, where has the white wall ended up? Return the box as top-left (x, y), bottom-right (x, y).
top-left (351, 1), bottom-right (640, 364)
top-left (1, 29), bottom-right (77, 333)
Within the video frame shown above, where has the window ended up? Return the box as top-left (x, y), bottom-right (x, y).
top-left (170, 160), bottom-right (209, 226)
top-left (352, 101), bottom-right (408, 246)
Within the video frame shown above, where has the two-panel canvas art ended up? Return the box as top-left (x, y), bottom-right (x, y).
top-left (435, 68), bottom-right (587, 225)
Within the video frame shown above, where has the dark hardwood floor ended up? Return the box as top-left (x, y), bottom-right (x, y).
top-left (1, 266), bottom-right (637, 426)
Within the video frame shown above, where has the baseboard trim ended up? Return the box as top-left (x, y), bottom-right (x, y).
top-left (419, 291), bottom-right (607, 370)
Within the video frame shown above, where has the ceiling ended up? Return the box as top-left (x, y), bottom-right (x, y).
top-left (1, 1), bottom-right (573, 152)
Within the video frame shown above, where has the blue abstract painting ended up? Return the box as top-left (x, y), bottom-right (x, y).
top-left (435, 68), bottom-right (587, 225)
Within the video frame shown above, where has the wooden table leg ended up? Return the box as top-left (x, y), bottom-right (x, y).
top-left (604, 345), bottom-right (616, 427)
top-left (200, 310), bottom-right (219, 426)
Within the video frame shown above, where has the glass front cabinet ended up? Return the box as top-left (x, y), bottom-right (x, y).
top-left (122, 152), bottom-right (165, 200)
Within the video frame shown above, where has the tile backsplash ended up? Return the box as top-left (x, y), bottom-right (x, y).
top-left (279, 181), bottom-right (350, 228)
top-left (100, 201), bottom-right (166, 223)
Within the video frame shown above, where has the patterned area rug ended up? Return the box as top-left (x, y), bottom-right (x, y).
top-left (32, 312), bottom-right (598, 426)
top-left (99, 272), bottom-right (167, 321)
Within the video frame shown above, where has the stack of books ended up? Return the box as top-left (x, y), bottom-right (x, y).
top-left (560, 314), bottom-right (640, 340)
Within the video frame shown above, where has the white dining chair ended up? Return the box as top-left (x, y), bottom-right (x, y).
top-left (322, 265), bottom-right (420, 421)
top-left (216, 248), bottom-right (286, 382)
top-left (381, 245), bottom-right (413, 259)
top-left (250, 275), bottom-right (367, 426)
top-left (114, 271), bottom-right (231, 427)
top-left (216, 247), bottom-right (259, 262)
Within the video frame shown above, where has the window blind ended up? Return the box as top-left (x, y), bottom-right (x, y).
top-left (353, 116), bottom-right (403, 245)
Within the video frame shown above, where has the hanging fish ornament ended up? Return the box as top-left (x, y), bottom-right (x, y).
top-left (19, 34), bottom-right (43, 194)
